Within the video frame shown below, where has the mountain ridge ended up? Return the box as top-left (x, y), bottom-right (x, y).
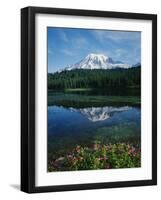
top-left (56, 53), bottom-right (137, 73)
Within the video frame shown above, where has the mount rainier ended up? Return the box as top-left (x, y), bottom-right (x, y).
top-left (58, 53), bottom-right (133, 73)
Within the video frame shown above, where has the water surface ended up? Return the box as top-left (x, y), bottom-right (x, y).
top-left (48, 90), bottom-right (141, 160)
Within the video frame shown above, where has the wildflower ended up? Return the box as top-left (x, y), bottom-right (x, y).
top-left (106, 145), bottom-right (109, 150)
top-left (131, 146), bottom-right (135, 152)
top-left (93, 143), bottom-right (100, 150)
top-left (67, 154), bottom-right (73, 160)
top-left (76, 145), bottom-right (81, 153)
top-left (77, 156), bottom-right (83, 161)
top-left (72, 157), bottom-right (78, 165)
top-left (98, 157), bottom-right (104, 161)
top-left (104, 156), bottom-right (107, 160)
top-left (128, 146), bottom-right (136, 155)
top-left (133, 152), bottom-right (138, 157)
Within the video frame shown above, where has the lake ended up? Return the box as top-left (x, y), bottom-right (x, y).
top-left (48, 89), bottom-right (141, 170)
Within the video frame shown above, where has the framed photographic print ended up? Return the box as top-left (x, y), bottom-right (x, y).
top-left (21, 6), bottom-right (157, 193)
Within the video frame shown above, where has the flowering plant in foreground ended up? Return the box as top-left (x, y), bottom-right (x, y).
top-left (48, 142), bottom-right (141, 172)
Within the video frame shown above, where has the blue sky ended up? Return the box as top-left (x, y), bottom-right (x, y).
top-left (48, 27), bottom-right (141, 73)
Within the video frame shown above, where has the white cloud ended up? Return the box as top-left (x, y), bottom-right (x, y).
top-left (92, 30), bottom-right (140, 43)
top-left (113, 47), bottom-right (140, 65)
top-left (48, 49), bottom-right (54, 55)
top-left (60, 49), bottom-right (74, 56)
top-left (72, 37), bottom-right (88, 49)
top-left (59, 30), bottom-right (69, 42)
top-left (59, 37), bottom-right (88, 57)
top-left (115, 48), bottom-right (127, 58)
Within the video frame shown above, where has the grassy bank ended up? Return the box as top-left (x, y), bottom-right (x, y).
top-left (64, 88), bottom-right (93, 92)
top-left (48, 92), bottom-right (141, 107)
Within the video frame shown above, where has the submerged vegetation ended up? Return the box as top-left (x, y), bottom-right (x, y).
top-left (48, 141), bottom-right (141, 171)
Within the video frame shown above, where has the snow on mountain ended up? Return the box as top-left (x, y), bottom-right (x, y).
top-left (58, 53), bottom-right (131, 72)
top-left (70, 106), bottom-right (131, 122)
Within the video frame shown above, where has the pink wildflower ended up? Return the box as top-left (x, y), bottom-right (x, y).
top-left (67, 154), bottom-right (73, 160)
top-left (98, 157), bottom-right (104, 161)
top-left (106, 145), bottom-right (109, 150)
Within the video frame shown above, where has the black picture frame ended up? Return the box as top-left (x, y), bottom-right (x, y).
top-left (21, 6), bottom-right (157, 193)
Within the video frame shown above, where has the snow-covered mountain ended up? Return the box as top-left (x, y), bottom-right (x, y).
top-left (70, 106), bottom-right (131, 122)
top-left (58, 53), bottom-right (131, 72)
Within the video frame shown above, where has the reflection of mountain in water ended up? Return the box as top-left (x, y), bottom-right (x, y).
top-left (70, 106), bottom-right (131, 122)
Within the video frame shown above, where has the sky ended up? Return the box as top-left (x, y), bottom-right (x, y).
top-left (48, 27), bottom-right (141, 73)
